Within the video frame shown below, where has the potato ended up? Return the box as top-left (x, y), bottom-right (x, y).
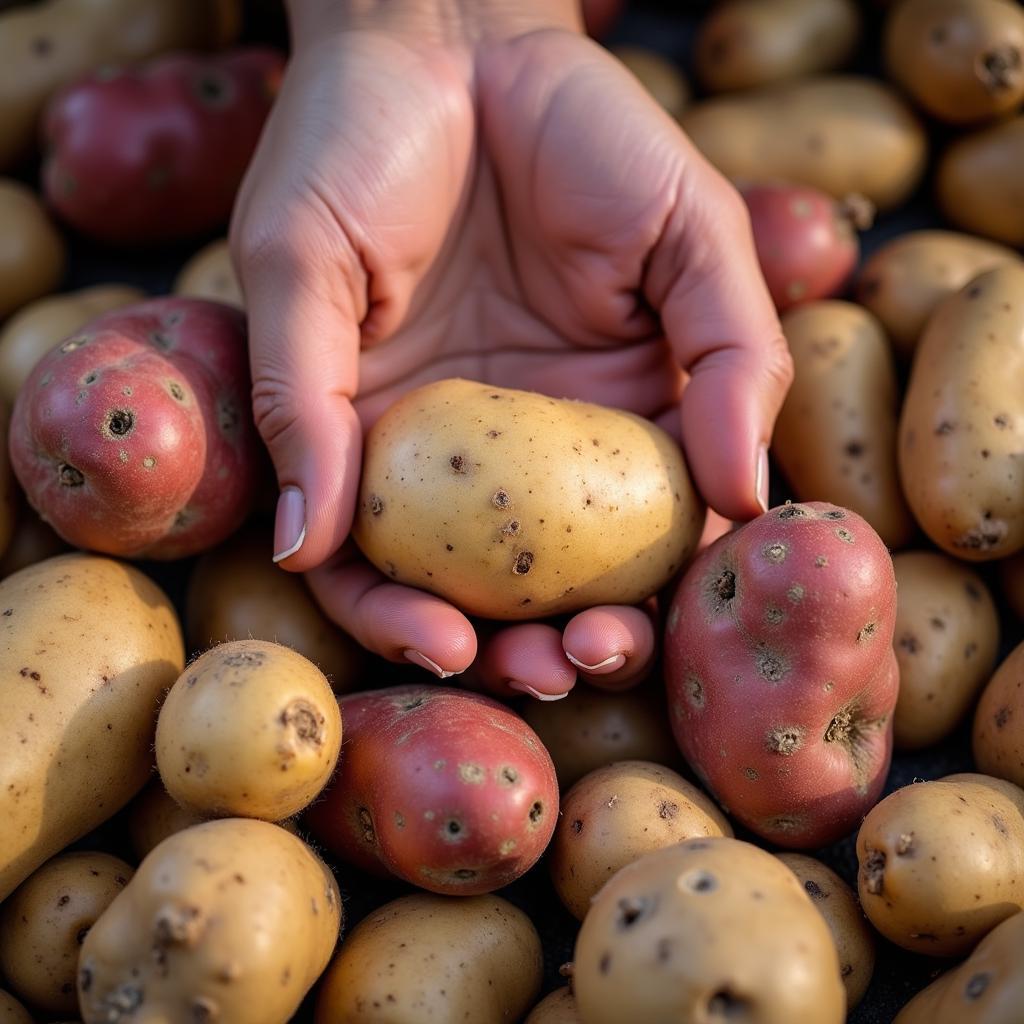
top-left (884, 0), bottom-right (1024, 125)
top-left (125, 779), bottom-right (206, 861)
top-left (0, 506), bottom-right (66, 579)
top-left (0, 410), bottom-right (13, 560)
top-left (353, 378), bottom-right (703, 620)
top-left (0, 851), bottom-right (133, 1014)
top-left (937, 117), bottom-right (1024, 245)
top-left (550, 760), bottom-right (732, 920)
top-left (898, 265), bottom-right (1024, 560)
top-left (0, 284), bottom-right (144, 407)
top-left (856, 773), bottom-right (1024, 956)
top-left (894, 911), bottom-right (1024, 1023)
top-left (998, 549), bottom-right (1024, 620)
top-left (173, 238), bottom-right (243, 307)
top-left (776, 853), bottom-right (876, 1010)
top-left (893, 552), bottom-right (1000, 750)
top-left (0, 553), bottom-right (183, 901)
top-left (679, 76), bottom-right (928, 212)
top-left (155, 639), bottom-right (342, 822)
top-left (694, 0), bottom-right (861, 93)
top-left (0, 992), bottom-right (30, 1024)
top-left (608, 46), bottom-right (688, 119)
top-left (573, 837), bottom-right (846, 1024)
top-left (973, 640), bottom-right (1024, 789)
top-left (314, 893), bottom-right (542, 1024)
top-left (524, 988), bottom-right (580, 1024)
top-left (774, 301), bottom-right (914, 549)
top-left (0, 179), bottom-right (65, 321)
top-left (78, 819), bottom-right (341, 1024)
top-left (856, 230), bottom-right (1020, 360)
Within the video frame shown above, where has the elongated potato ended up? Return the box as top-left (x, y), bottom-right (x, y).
top-left (898, 265), bottom-right (1024, 560)
top-left (0, 553), bottom-right (183, 901)
top-left (680, 76), bottom-right (928, 211)
top-left (173, 238), bottom-right (242, 307)
top-left (973, 640), bottom-right (1024, 789)
top-left (608, 46), bottom-right (688, 120)
top-left (694, 0), bottom-right (861, 93)
top-left (0, 179), bottom-right (65, 321)
top-left (774, 301), bottom-right (913, 549)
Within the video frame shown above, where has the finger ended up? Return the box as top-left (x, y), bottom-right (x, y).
top-left (475, 623), bottom-right (577, 701)
top-left (562, 605), bottom-right (655, 691)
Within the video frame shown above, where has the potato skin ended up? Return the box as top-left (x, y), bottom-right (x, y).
top-left (353, 378), bottom-right (703, 621)
top-left (893, 552), bottom-right (999, 750)
top-left (173, 238), bottom-right (243, 307)
top-left (998, 549), bottom-right (1024, 620)
top-left (0, 179), bottom-right (65, 322)
top-left (856, 774), bottom-right (1024, 956)
top-left (78, 819), bottom-right (341, 1024)
top-left (973, 640), bottom-right (1024, 788)
top-left (0, 507), bottom-right (66, 579)
top-left (573, 837), bottom-right (846, 1024)
top-left (314, 894), bottom-right (542, 1024)
top-left (608, 46), bottom-right (688, 119)
top-left (0, 991), bottom-right (31, 1024)
top-left (0, 851), bottom-right (133, 1014)
top-left (898, 265), bottom-right (1024, 560)
top-left (0, 412), bottom-right (13, 560)
top-left (0, 553), bottom-right (184, 901)
top-left (126, 779), bottom-right (206, 861)
top-left (524, 988), bottom-right (580, 1024)
top-left (775, 301), bottom-right (914, 549)
top-left (680, 76), bottom-right (927, 211)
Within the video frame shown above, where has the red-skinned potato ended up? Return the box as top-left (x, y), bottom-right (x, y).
top-left (42, 48), bottom-right (283, 245)
top-left (304, 684), bottom-right (558, 895)
top-left (9, 296), bottom-right (259, 559)
top-left (664, 502), bottom-right (898, 848)
top-left (973, 640), bottom-right (1024, 789)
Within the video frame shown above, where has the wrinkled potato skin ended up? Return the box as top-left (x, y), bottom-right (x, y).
top-left (937, 118), bottom-right (1024, 245)
top-left (354, 379), bottom-right (703, 620)
top-left (856, 231), bottom-right (1019, 359)
top-left (173, 238), bottom-right (243, 307)
top-left (314, 894), bottom-right (542, 1024)
top-left (856, 774), bottom-right (1024, 956)
top-left (573, 837), bottom-right (846, 1024)
top-left (0, 554), bottom-right (184, 901)
top-left (775, 301), bottom-right (913, 549)
top-left (885, 0), bottom-right (1024, 125)
top-left (680, 76), bottom-right (927, 211)
top-left (550, 760), bottom-right (732, 920)
top-left (524, 988), bottom-right (580, 1024)
top-left (776, 853), bottom-right (876, 1009)
top-left (609, 46), bottom-right (688, 119)
top-left (0, 180), bottom-right (65, 321)
top-left (973, 641), bottom-right (1024, 788)
top-left (893, 552), bottom-right (1000, 749)
top-left (695, 0), bottom-right (860, 93)
top-left (898, 265), bottom-right (1024, 560)
top-left (998, 549), bottom-right (1024, 620)
top-left (0, 508), bottom-right (66, 579)
top-left (0, 992), bottom-right (30, 1024)
top-left (893, 911), bottom-right (1024, 1023)
top-left (78, 819), bottom-right (341, 1024)
top-left (0, 851), bottom-right (133, 1014)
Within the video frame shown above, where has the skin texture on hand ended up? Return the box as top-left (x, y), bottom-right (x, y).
top-left (230, 0), bottom-right (792, 698)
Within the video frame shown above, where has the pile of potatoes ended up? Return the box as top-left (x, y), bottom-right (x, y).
top-left (1, 1), bottom-right (1024, 1023)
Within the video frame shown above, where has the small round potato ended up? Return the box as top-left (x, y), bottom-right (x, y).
top-left (893, 552), bottom-right (1000, 750)
top-left (973, 641), bottom-right (1024, 788)
top-left (0, 851), bottom-right (133, 1014)
top-left (524, 987), bottom-right (580, 1023)
top-left (550, 760), bottom-right (732, 920)
top-left (998, 548), bottom-right (1024, 620)
top-left (609, 46), bottom-right (688, 119)
top-left (314, 894), bottom-right (542, 1024)
top-left (0, 991), bottom-right (31, 1024)
top-left (173, 238), bottom-right (243, 307)
top-left (0, 179), bottom-right (65, 321)
top-left (155, 639), bottom-right (342, 821)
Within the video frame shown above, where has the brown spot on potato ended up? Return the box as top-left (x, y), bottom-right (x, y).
top-left (571, 819), bottom-right (583, 834)
top-left (994, 413), bottom-right (1010, 429)
top-left (492, 489), bottom-right (510, 508)
top-left (599, 952), bottom-right (612, 975)
top-left (58, 462), bottom-right (84, 487)
top-left (512, 551), bottom-right (534, 575)
top-left (528, 801), bottom-right (544, 825)
top-left (787, 584), bottom-right (805, 602)
top-left (965, 972), bottom-right (991, 1000)
top-left (685, 673), bottom-right (705, 710)
top-left (501, 519), bottom-right (521, 537)
top-left (835, 527), bottom-right (854, 544)
top-left (499, 766), bottom-right (519, 785)
top-left (457, 763), bottom-right (485, 784)
top-left (896, 833), bottom-right (915, 856)
top-left (992, 814), bottom-right (1009, 837)
top-left (707, 989), bottom-right (749, 1018)
top-left (449, 455), bottom-right (467, 473)
top-left (616, 895), bottom-right (653, 928)
top-left (863, 848), bottom-right (885, 895)
top-left (368, 494), bottom-right (385, 516)
top-left (804, 880), bottom-right (826, 900)
top-left (764, 606), bottom-right (784, 625)
top-left (766, 727), bottom-right (803, 755)
top-left (357, 807), bottom-right (376, 844)
top-left (845, 441), bottom-right (864, 457)
top-left (743, 767), bottom-right (759, 781)
top-left (658, 800), bottom-right (679, 819)
top-left (936, 420), bottom-right (955, 435)
top-left (763, 542), bottom-right (788, 563)
top-left (856, 621), bottom-right (877, 642)
top-left (994, 706), bottom-right (1011, 728)
top-left (899, 633), bottom-right (921, 654)
top-left (755, 647), bottom-right (788, 683)
top-left (777, 504), bottom-right (808, 519)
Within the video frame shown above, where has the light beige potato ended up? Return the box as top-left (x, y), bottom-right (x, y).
top-left (776, 853), bottom-right (876, 1010)
top-left (998, 548), bottom-right (1024, 620)
top-left (893, 552), bottom-right (1000, 749)
top-left (0, 410), bottom-right (13, 559)
top-left (0, 992), bottom-right (30, 1024)
top-left (0, 179), bottom-right (65, 321)
top-left (937, 117), bottom-right (1024, 245)
top-left (353, 379), bottom-right (703, 620)
top-left (609, 46), bottom-right (689, 119)
top-left (0, 284), bottom-right (143, 407)
top-left (78, 819), bottom-right (340, 1024)
top-left (314, 893), bottom-right (542, 1024)
top-left (524, 987), bottom-right (580, 1023)
top-left (0, 851), bottom-right (133, 1014)
top-left (885, 0), bottom-right (1024, 125)
top-left (0, 507), bottom-right (66, 579)
top-left (0, 553), bottom-right (184, 902)
top-left (856, 773), bottom-right (1024, 956)
top-left (894, 910), bottom-right (1024, 1023)
top-left (973, 640), bottom-right (1024, 789)
top-left (573, 837), bottom-right (846, 1024)
top-left (694, 0), bottom-right (861, 93)
top-left (550, 760), bottom-right (732, 920)
top-left (898, 265), bottom-right (1024, 560)
top-left (173, 238), bottom-right (243, 307)
top-left (679, 76), bottom-right (928, 211)
top-left (774, 301), bottom-right (914, 549)
top-left (856, 230), bottom-right (1020, 360)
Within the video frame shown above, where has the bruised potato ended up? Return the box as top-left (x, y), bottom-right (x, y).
top-left (973, 640), bottom-right (1024, 789)
top-left (173, 238), bottom-right (243, 307)
top-left (609, 46), bottom-right (688, 120)
top-left (353, 379), bottom-right (703, 620)
top-left (0, 179), bottom-right (65, 321)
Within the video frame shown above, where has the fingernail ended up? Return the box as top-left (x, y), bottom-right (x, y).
top-left (507, 680), bottom-right (570, 701)
top-left (404, 649), bottom-right (458, 679)
top-left (272, 487), bottom-right (307, 563)
top-left (565, 652), bottom-right (627, 674)
top-left (755, 444), bottom-right (770, 515)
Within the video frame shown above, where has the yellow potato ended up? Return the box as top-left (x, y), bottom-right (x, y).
top-left (0, 506), bottom-right (66, 580)
top-left (774, 300), bottom-right (914, 549)
top-left (0, 553), bottom-right (183, 901)
top-left (856, 230), bottom-right (1020, 360)
top-left (314, 893), bottom-right (542, 1024)
top-left (609, 46), bottom-right (689, 119)
top-left (0, 991), bottom-right (31, 1024)
top-left (524, 987), bottom-right (580, 1023)
top-left (898, 265), bottom-right (1024, 560)
top-left (998, 548), bottom-right (1024, 620)
top-left (354, 379), bottom-right (703, 620)
top-left (78, 819), bottom-right (340, 1024)
top-left (973, 640), bottom-right (1024, 789)
top-left (0, 179), bottom-right (65, 321)
top-left (0, 851), bottom-right (133, 1014)
top-left (694, 0), bottom-right (861, 93)
top-left (173, 238), bottom-right (243, 308)
top-left (679, 76), bottom-right (928, 211)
